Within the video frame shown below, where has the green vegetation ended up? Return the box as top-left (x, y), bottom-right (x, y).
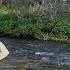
top-left (0, 7), bottom-right (70, 43)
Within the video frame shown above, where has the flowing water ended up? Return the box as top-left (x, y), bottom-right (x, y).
top-left (0, 38), bottom-right (70, 70)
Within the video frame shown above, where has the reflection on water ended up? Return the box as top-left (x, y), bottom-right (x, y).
top-left (0, 38), bottom-right (70, 70)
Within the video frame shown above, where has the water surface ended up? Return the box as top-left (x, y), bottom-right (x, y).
top-left (0, 38), bottom-right (70, 70)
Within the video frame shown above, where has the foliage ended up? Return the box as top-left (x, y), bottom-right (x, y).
top-left (0, 7), bottom-right (70, 42)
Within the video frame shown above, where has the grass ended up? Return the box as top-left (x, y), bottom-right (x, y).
top-left (0, 7), bottom-right (70, 43)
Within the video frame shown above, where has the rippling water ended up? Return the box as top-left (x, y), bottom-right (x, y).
top-left (0, 38), bottom-right (70, 70)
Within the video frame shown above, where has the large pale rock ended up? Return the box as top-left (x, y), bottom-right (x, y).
top-left (0, 41), bottom-right (9, 60)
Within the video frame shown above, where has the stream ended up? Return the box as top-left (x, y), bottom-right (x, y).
top-left (0, 38), bottom-right (70, 70)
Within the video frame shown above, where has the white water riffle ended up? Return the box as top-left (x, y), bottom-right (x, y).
top-left (35, 52), bottom-right (54, 56)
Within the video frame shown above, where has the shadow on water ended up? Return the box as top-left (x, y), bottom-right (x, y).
top-left (0, 38), bottom-right (70, 70)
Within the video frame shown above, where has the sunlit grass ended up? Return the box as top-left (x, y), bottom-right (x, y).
top-left (0, 7), bottom-right (11, 15)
